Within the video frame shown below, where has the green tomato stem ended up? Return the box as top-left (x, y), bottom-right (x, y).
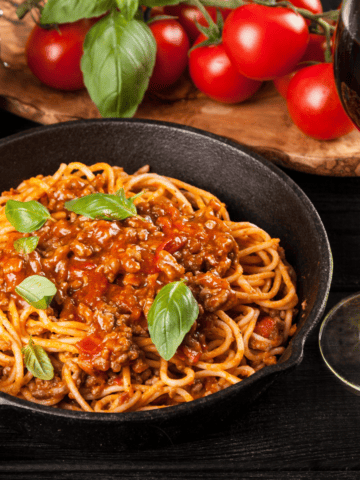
top-left (319, 19), bottom-right (334, 63)
top-left (198, 0), bottom-right (242, 7)
top-left (187, 0), bottom-right (220, 37)
top-left (197, 0), bottom-right (338, 39)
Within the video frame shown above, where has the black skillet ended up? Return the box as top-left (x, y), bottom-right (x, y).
top-left (0, 119), bottom-right (332, 450)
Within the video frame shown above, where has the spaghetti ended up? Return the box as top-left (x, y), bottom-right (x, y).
top-left (0, 162), bottom-right (298, 412)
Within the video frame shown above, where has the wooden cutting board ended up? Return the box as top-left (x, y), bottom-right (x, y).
top-left (1, 0), bottom-right (360, 176)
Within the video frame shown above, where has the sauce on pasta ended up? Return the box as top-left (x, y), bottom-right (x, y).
top-left (0, 162), bottom-right (298, 412)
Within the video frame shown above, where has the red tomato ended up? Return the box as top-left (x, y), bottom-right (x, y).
top-left (222, 4), bottom-right (309, 80)
top-left (300, 33), bottom-right (328, 63)
top-left (164, 3), bottom-right (231, 44)
top-left (149, 6), bottom-right (166, 17)
top-left (25, 19), bottom-right (97, 91)
top-left (148, 19), bottom-right (190, 91)
top-left (288, 0), bottom-right (323, 14)
top-left (218, 2), bottom-right (232, 21)
top-left (273, 64), bottom-right (304, 99)
top-left (286, 63), bottom-right (355, 140)
top-left (279, 0), bottom-right (322, 25)
top-left (189, 34), bottom-right (262, 103)
top-left (274, 34), bottom-right (330, 98)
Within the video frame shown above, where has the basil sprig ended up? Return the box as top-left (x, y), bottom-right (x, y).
top-left (5, 200), bottom-right (50, 233)
top-left (15, 275), bottom-right (57, 310)
top-left (81, 11), bottom-right (156, 118)
top-left (22, 336), bottom-right (54, 381)
top-left (64, 188), bottom-right (144, 221)
top-left (18, 0), bottom-right (183, 118)
top-left (13, 236), bottom-right (39, 255)
top-left (30, 0), bottom-right (178, 118)
top-left (148, 281), bottom-right (199, 361)
top-left (40, 0), bottom-right (115, 24)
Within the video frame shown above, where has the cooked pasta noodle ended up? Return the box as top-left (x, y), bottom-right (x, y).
top-left (0, 162), bottom-right (298, 412)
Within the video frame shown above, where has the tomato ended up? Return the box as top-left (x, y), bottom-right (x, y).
top-left (189, 34), bottom-right (262, 103)
top-left (274, 33), bottom-right (330, 98)
top-left (273, 64), bottom-right (304, 99)
top-left (278, 0), bottom-right (323, 25)
top-left (287, 0), bottom-right (323, 15)
top-left (164, 3), bottom-right (231, 44)
top-left (222, 4), bottom-right (309, 80)
top-left (148, 6), bottom-right (166, 17)
top-left (148, 18), bottom-right (190, 91)
top-left (218, 2), bottom-right (232, 21)
top-left (286, 63), bottom-right (355, 140)
top-left (300, 33), bottom-right (328, 63)
top-left (25, 19), bottom-right (97, 91)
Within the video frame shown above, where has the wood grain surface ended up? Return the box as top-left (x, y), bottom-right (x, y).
top-left (1, 111), bottom-right (360, 479)
top-left (1, 0), bottom-right (360, 176)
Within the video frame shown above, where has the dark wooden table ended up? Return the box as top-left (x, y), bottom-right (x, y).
top-left (2, 0), bottom-right (360, 468)
top-left (1, 104), bottom-right (360, 479)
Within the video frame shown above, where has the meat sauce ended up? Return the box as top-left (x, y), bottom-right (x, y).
top-left (0, 175), bottom-right (239, 388)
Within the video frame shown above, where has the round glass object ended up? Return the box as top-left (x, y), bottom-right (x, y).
top-left (319, 292), bottom-right (360, 394)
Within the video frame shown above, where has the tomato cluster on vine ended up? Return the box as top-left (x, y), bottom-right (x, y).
top-left (21, 0), bottom-right (353, 141)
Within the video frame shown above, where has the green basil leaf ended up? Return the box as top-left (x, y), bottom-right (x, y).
top-left (40, 0), bottom-right (115, 25)
top-left (115, 0), bottom-right (139, 21)
top-left (115, 189), bottom-right (144, 202)
top-left (81, 11), bottom-right (156, 118)
top-left (147, 281), bottom-right (199, 361)
top-left (64, 189), bottom-right (143, 221)
top-left (15, 275), bottom-right (57, 310)
top-left (21, 336), bottom-right (54, 381)
top-left (5, 200), bottom-right (50, 233)
top-left (13, 236), bottom-right (39, 255)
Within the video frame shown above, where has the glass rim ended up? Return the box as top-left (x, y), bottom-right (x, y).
top-left (319, 291), bottom-right (360, 393)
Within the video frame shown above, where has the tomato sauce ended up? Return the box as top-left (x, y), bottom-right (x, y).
top-left (0, 177), bottom-right (238, 379)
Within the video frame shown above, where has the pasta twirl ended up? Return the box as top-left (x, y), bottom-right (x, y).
top-left (0, 163), bottom-right (298, 412)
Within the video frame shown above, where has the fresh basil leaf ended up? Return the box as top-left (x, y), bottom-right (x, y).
top-left (21, 336), bottom-right (54, 381)
top-left (81, 11), bottom-right (156, 118)
top-left (147, 281), bottom-right (199, 361)
top-left (40, 0), bottom-right (115, 25)
top-left (64, 189), bottom-right (143, 221)
top-left (115, 189), bottom-right (144, 202)
top-left (115, 0), bottom-right (139, 21)
top-left (15, 275), bottom-right (57, 310)
top-left (13, 236), bottom-right (39, 255)
top-left (5, 200), bottom-right (50, 233)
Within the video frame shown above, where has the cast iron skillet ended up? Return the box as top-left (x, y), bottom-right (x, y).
top-left (0, 119), bottom-right (332, 450)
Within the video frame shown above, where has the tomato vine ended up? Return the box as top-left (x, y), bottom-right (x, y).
top-left (16, 0), bottom-right (340, 117)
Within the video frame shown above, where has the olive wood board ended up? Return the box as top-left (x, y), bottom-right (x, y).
top-left (1, 0), bottom-right (360, 176)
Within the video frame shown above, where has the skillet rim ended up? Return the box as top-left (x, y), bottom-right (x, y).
top-left (0, 118), bottom-right (333, 422)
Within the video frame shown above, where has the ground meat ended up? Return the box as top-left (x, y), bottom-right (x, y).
top-left (189, 272), bottom-right (237, 312)
top-left (1, 185), bottom-right (240, 392)
top-left (27, 375), bottom-right (69, 400)
top-left (157, 250), bottom-right (185, 280)
top-left (78, 323), bottom-right (136, 374)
